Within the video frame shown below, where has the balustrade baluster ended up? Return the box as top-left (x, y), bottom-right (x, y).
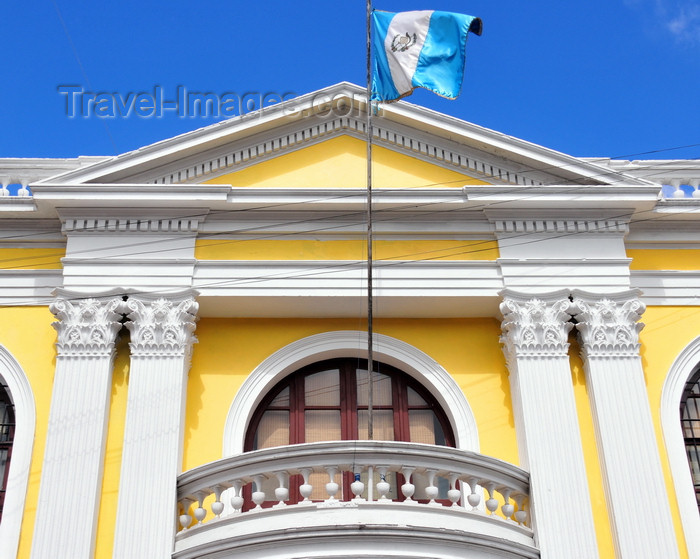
top-left (447, 473), bottom-right (462, 508)
top-left (211, 485), bottom-right (225, 518)
top-left (500, 487), bottom-right (514, 520)
top-left (351, 472), bottom-right (365, 501)
top-left (466, 476), bottom-right (481, 510)
top-left (401, 467), bottom-right (415, 502)
top-left (178, 497), bottom-right (193, 530)
top-left (513, 493), bottom-right (528, 526)
top-left (485, 482), bottom-right (499, 516)
top-left (274, 471), bottom-right (289, 507)
top-left (230, 480), bottom-right (244, 513)
top-left (324, 467), bottom-right (339, 503)
top-left (251, 475), bottom-right (266, 510)
top-left (425, 469), bottom-right (439, 505)
top-left (376, 466), bottom-right (390, 500)
top-left (299, 468), bottom-right (313, 503)
top-left (194, 491), bottom-right (208, 524)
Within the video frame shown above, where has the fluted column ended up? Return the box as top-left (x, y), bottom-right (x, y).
top-left (571, 290), bottom-right (679, 558)
top-left (500, 289), bottom-right (598, 558)
top-left (113, 291), bottom-right (198, 559)
top-left (31, 291), bottom-right (124, 559)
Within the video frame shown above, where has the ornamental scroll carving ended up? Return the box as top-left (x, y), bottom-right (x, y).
top-left (123, 294), bottom-right (198, 357)
top-left (571, 290), bottom-right (645, 358)
top-left (50, 295), bottom-right (124, 356)
top-left (499, 291), bottom-right (574, 362)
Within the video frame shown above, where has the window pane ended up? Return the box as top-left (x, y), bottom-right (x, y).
top-left (305, 370), bottom-right (340, 406)
top-left (409, 410), bottom-right (446, 445)
top-left (255, 410), bottom-right (289, 449)
top-left (357, 369), bottom-right (392, 406)
top-left (407, 386), bottom-right (428, 407)
top-left (358, 410), bottom-right (394, 441)
top-left (305, 410), bottom-right (341, 442)
top-left (0, 448), bottom-right (7, 489)
top-left (269, 387), bottom-right (290, 408)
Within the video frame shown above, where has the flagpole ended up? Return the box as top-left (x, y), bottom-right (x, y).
top-left (365, 0), bottom-right (374, 441)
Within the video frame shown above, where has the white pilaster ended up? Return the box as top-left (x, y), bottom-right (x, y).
top-left (31, 290), bottom-right (123, 559)
top-left (113, 291), bottom-right (198, 559)
top-left (571, 290), bottom-right (680, 558)
top-left (500, 290), bottom-right (599, 559)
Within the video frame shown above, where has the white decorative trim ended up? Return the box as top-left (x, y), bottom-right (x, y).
top-left (571, 289), bottom-right (681, 558)
top-left (0, 345), bottom-right (36, 559)
top-left (31, 292), bottom-right (124, 559)
top-left (573, 291), bottom-right (645, 358)
top-left (631, 270), bottom-right (700, 306)
top-left (50, 295), bottom-right (124, 356)
top-left (499, 289), bottom-right (599, 559)
top-left (143, 116), bottom-right (535, 188)
top-left (500, 290), bottom-right (574, 360)
top-left (63, 216), bottom-right (201, 234)
top-left (492, 218), bottom-right (629, 234)
top-left (223, 331), bottom-right (479, 455)
top-left (34, 83), bottom-right (646, 188)
top-left (660, 336), bottom-right (700, 558)
top-left (113, 291), bottom-right (199, 559)
top-left (0, 270), bottom-right (63, 306)
top-left (123, 293), bottom-right (198, 358)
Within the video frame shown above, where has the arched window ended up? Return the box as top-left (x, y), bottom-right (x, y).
top-left (681, 367), bottom-right (700, 512)
top-left (246, 358), bottom-right (454, 451)
top-left (244, 358), bottom-right (455, 503)
top-left (0, 382), bottom-right (15, 522)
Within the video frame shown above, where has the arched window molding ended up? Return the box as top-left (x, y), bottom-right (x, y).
top-left (0, 345), bottom-right (36, 559)
top-left (661, 335), bottom-right (700, 556)
top-left (223, 331), bottom-right (479, 456)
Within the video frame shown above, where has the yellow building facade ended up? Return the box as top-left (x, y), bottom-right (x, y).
top-left (0, 84), bottom-right (698, 559)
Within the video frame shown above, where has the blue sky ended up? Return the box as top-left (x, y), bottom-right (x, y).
top-left (2, 0), bottom-right (699, 160)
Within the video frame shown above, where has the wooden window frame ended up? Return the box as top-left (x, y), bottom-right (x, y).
top-left (244, 358), bottom-right (455, 505)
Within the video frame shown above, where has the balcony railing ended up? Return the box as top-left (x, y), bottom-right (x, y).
top-left (175, 441), bottom-right (537, 559)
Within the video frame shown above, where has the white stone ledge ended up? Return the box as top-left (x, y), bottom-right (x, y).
top-left (631, 270), bottom-right (700, 305)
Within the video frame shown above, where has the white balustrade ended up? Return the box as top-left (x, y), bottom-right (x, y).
top-left (176, 441), bottom-right (531, 535)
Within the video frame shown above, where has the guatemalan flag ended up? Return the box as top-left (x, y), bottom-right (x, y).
top-left (371, 10), bottom-right (482, 103)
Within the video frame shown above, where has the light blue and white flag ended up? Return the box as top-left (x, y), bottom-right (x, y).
top-left (371, 10), bottom-right (482, 103)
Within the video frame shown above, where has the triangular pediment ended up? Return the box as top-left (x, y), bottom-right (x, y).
top-left (36, 83), bottom-right (652, 188)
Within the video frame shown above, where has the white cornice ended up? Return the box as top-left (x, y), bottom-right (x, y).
top-left (0, 156), bottom-right (107, 185)
top-left (30, 83), bottom-right (652, 189)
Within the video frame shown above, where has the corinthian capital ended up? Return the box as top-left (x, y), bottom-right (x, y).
top-left (124, 291), bottom-right (198, 357)
top-left (499, 289), bottom-right (574, 359)
top-left (50, 289), bottom-right (125, 356)
top-left (570, 289), bottom-right (645, 358)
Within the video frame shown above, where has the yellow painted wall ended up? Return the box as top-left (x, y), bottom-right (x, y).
top-left (183, 317), bottom-right (517, 471)
top-left (628, 249), bottom-right (700, 270)
top-left (195, 239), bottom-right (500, 261)
top-left (203, 136), bottom-right (489, 189)
top-left (0, 307), bottom-right (56, 558)
top-left (94, 337), bottom-right (130, 558)
top-left (0, 248), bottom-right (65, 270)
top-left (639, 306), bottom-right (700, 559)
top-left (7, 304), bottom-right (698, 558)
top-left (569, 339), bottom-right (615, 557)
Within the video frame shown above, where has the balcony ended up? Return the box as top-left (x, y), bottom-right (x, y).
top-left (174, 441), bottom-right (537, 559)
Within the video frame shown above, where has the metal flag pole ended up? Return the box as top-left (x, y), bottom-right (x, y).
top-left (365, 0), bottom-right (374, 441)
